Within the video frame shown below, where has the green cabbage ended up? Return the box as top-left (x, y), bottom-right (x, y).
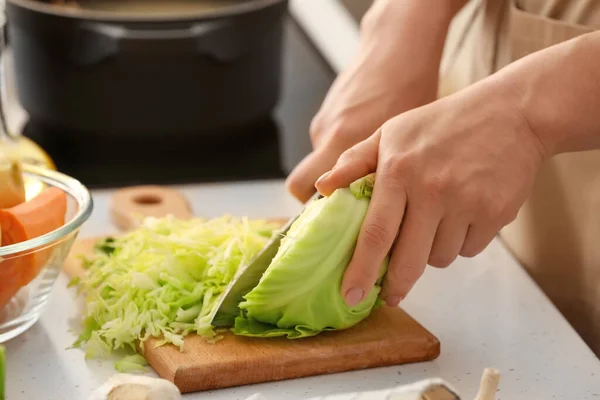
top-left (233, 174), bottom-right (387, 338)
top-left (70, 215), bottom-right (279, 365)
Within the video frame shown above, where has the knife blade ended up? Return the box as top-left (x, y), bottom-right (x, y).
top-left (210, 192), bottom-right (322, 327)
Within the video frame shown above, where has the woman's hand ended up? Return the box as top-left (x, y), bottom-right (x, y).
top-left (317, 31), bottom-right (600, 307)
top-left (315, 79), bottom-right (547, 307)
top-left (285, 53), bottom-right (437, 203)
top-left (285, 0), bottom-right (464, 203)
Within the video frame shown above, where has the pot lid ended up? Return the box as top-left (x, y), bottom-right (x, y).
top-left (6, 0), bottom-right (286, 22)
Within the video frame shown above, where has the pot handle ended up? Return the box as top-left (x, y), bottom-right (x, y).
top-left (71, 20), bottom-right (244, 65)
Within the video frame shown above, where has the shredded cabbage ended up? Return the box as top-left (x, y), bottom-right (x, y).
top-left (114, 354), bottom-right (149, 373)
top-left (70, 215), bottom-right (278, 367)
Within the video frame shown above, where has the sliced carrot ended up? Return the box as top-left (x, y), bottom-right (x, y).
top-left (0, 187), bottom-right (67, 308)
top-left (1, 187), bottom-right (67, 243)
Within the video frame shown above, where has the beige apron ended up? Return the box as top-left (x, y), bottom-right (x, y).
top-left (440, 0), bottom-right (600, 356)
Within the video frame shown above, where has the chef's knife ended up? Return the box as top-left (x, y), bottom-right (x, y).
top-left (210, 192), bottom-right (322, 327)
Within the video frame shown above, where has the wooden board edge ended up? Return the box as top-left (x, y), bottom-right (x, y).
top-left (172, 338), bottom-right (441, 393)
top-left (150, 307), bottom-right (442, 394)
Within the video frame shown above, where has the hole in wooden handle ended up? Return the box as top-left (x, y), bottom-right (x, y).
top-left (110, 185), bottom-right (194, 231)
top-left (133, 194), bottom-right (163, 206)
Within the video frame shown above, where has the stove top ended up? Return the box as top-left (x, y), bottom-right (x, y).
top-left (25, 117), bottom-right (283, 188)
top-left (22, 15), bottom-right (335, 189)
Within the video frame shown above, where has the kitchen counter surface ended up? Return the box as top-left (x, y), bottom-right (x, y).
top-left (5, 180), bottom-right (600, 400)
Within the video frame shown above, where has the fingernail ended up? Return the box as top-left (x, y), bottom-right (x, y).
top-left (345, 287), bottom-right (365, 307)
top-left (386, 296), bottom-right (403, 307)
top-left (316, 170), bottom-right (331, 185)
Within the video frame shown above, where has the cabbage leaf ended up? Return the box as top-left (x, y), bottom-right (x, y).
top-left (233, 174), bottom-right (387, 338)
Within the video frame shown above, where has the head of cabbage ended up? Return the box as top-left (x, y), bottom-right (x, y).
top-left (233, 174), bottom-right (388, 338)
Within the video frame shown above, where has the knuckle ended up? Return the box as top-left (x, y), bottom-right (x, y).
top-left (457, 183), bottom-right (481, 211)
top-left (285, 175), bottom-right (307, 201)
top-left (497, 201), bottom-right (520, 225)
top-left (502, 209), bottom-right (519, 225)
top-left (380, 119), bottom-right (396, 133)
top-left (309, 117), bottom-right (323, 145)
top-left (381, 156), bottom-right (407, 176)
top-left (380, 157), bottom-right (410, 190)
top-left (362, 221), bottom-right (393, 249)
top-left (479, 195), bottom-right (505, 220)
top-left (338, 146), bottom-right (358, 164)
top-left (422, 176), bottom-right (446, 202)
top-left (478, 189), bottom-right (516, 223)
top-left (328, 120), bottom-right (352, 145)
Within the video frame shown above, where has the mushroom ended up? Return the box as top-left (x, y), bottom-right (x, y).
top-left (88, 374), bottom-right (181, 400)
top-left (474, 368), bottom-right (501, 400)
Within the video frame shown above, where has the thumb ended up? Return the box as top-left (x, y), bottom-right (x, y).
top-left (315, 131), bottom-right (380, 196)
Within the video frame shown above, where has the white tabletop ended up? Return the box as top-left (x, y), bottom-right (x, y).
top-left (4, 180), bottom-right (600, 400)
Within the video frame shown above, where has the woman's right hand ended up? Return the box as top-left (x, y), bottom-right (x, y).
top-left (285, 0), bottom-right (465, 203)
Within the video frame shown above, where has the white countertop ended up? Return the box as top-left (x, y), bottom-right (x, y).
top-left (5, 180), bottom-right (600, 400)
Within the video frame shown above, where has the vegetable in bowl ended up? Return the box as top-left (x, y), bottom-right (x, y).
top-left (0, 164), bottom-right (90, 343)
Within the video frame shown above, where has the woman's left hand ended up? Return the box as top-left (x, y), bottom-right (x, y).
top-left (315, 80), bottom-right (547, 307)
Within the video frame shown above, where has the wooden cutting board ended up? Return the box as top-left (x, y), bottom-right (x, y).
top-left (64, 186), bottom-right (441, 393)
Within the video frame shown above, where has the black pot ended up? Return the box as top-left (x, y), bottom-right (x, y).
top-left (5, 0), bottom-right (288, 136)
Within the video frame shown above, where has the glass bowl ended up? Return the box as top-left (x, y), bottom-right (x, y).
top-left (0, 164), bottom-right (92, 342)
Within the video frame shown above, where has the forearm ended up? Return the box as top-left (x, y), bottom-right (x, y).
top-left (490, 31), bottom-right (600, 156)
top-left (359, 0), bottom-right (468, 77)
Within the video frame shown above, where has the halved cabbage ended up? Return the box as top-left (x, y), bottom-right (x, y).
top-left (233, 174), bottom-right (387, 338)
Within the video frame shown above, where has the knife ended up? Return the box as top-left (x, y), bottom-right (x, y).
top-left (210, 192), bottom-right (322, 327)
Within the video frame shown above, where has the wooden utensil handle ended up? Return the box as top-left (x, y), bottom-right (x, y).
top-left (110, 185), bottom-right (194, 231)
